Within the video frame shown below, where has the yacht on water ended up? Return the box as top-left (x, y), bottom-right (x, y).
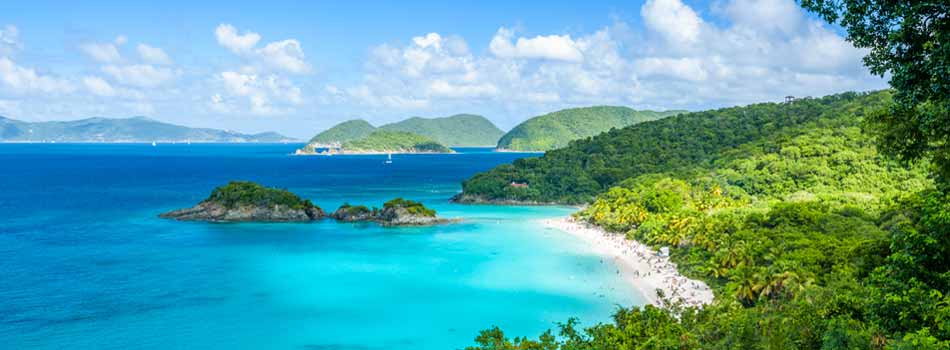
top-left (385, 153), bottom-right (393, 164)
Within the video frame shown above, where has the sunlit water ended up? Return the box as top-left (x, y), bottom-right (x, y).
top-left (0, 144), bottom-right (643, 349)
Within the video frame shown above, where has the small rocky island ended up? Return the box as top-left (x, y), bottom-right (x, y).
top-left (160, 181), bottom-right (325, 222)
top-left (161, 182), bottom-right (454, 226)
top-left (331, 198), bottom-right (457, 226)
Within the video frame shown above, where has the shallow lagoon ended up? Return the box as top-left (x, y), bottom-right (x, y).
top-left (0, 144), bottom-right (642, 349)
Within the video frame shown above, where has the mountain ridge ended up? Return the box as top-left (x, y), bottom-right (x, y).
top-left (0, 116), bottom-right (296, 143)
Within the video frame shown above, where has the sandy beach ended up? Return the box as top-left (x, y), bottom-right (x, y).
top-left (542, 217), bottom-right (714, 308)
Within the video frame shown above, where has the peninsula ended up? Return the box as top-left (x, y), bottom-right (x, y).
top-left (295, 130), bottom-right (454, 155)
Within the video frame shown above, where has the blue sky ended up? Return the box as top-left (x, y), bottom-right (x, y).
top-left (0, 0), bottom-right (886, 138)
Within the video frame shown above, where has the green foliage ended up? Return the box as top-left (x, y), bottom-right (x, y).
top-left (380, 114), bottom-right (504, 147)
top-left (342, 130), bottom-right (453, 153)
top-left (308, 119), bottom-right (376, 144)
top-left (205, 181), bottom-right (315, 210)
top-left (463, 91), bottom-right (901, 204)
top-left (304, 114), bottom-right (504, 149)
top-left (496, 106), bottom-right (682, 152)
top-left (468, 90), bottom-right (948, 348)
top-left (800, 0), bottom-right (950, 187)
top-left (337, 202), bottom-right (374, 216)
top-left (383, 197), bottom-right (436, 217)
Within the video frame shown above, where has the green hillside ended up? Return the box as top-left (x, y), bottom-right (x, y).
top-left (308, 119), bottom-right (376, 144)
top-left (458, 92), bottom-right (902, 204)
top-left (495, 106), bottom-right (683, 152)
top-left (379, 114), bottom-right (503, 147)
top-left (466, 91), bottom-right (946, 349)
top-left (342, 130), bottom-right (453, 153)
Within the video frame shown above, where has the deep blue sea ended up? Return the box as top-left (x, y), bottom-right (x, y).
top-left (0, 144), bottom-right (642, 350)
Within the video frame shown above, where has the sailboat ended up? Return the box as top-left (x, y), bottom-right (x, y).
top-left (385, 153), bottom-right (393, 164)
top-left (151, 141), bottom-right (157, 147)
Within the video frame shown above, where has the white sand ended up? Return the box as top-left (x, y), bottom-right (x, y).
top-left (541, 217), bottom-right (714, 308)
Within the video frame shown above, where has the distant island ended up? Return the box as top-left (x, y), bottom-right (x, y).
top-left (161, 181), bottom-right (453, 226)
top-left (495, 106), bottom-right (684, 152)
top-left (296, 130), bottom-right (454, 155)
top-left (160, 181), bottom-right (324, 222)
top-left (296, 114), bottom-right (503, 154)
top-left (0, 116), bottom-right (296, 143)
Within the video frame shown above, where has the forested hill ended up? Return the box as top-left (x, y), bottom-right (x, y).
top-left (378, 114), bottom-right (504, 147)
top-left (341, 131), bottom-right (453, 154)
top-left (303, 114), bottom-right (504, 149)
top-left (467, 89), bottom-right (941, 348)
top-left (308, 119), bottom-right (376, 145)
top-left (495, 106), bottom-right (683, 152)
top-left (457, 91), bottom-right (897, 204)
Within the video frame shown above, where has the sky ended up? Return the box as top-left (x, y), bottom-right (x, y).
top-left (0, 0), bottom-right (887, 138)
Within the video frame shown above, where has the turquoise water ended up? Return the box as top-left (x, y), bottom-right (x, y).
top-left (0, 144), bottom-right (642, 349)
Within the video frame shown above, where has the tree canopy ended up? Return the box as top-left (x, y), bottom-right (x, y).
top-left (801, 0), bottom-right (950, 187)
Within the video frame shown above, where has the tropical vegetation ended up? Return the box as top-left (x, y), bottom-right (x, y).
top-left (380, 114), bottom-right (504, 147)
top-left (299, 114), bottom-right (504, 153)
top-left (495, 106), bottom-right (683, 152)
top-left (342, 130), bottom-right (453, 153)
top-left (465, 92), bottom-right (901, 204)
top-left (384, 197), bottom-right (436, 217)
top-left (308, 119), bottom-right (376, 145)
top-left (205, 181), bottom-right (317, 210)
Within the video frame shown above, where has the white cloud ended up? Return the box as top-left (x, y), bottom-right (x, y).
top-left (216, 71), bottom-right (303, 115)
top-left (256, 39), bottom-right (310, 73)
top-left (82, 76), bottom-right (116, 96)
top-left (489, 28), bottom-right (584, 62)
top-left (641, 0), bottom-right (703, 45)
top-left (136, 44), bottom-right (172, 65)
top-left (634, 57), bottom-right (708, 81)
top-left (326, 0), bottom-right (882, 125)
top-left (102, 64), bottom-right (177, 88)
top-left (0, 57), bottom-right (74, 94)
top-left (721, 0), bottom-right (802, 35)
top-left (80, 42), bottom-right (122, 63)
top-left (215, 24), bottom-right (260, 54)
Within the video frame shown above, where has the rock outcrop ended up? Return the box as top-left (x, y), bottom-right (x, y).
top-left (330, 198), bottom-right (457, 226)
top-left (160, 181), bottom-right (324, 223)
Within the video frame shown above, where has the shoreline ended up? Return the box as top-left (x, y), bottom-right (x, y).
top-left (541, 217), bottom-right (714, 308)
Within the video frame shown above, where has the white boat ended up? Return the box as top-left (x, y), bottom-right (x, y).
top-left (151, 141), bottom-right (157, 147)
top-left (385, 153), bottom-right (393, 164)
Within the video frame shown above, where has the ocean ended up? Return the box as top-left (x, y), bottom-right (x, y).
top-left (0, 144), bottom-right (642, 349)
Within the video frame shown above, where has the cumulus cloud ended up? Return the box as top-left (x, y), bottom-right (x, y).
top-left (210, 24), bottom-right (312, 115)
top-left (0, 57), bottom-right (74, 94)
top-left (82, 76), bottom-right (116, 96)
top-left (328, 0), bottom-right (882, 121)
top-left (489, 28), bottom-right (584, 62)
top-left (214, 23), bottom-right (310, 74)
top-left (102, 64), bottom-right (177, 88)
top-left (79, 36), bottom-right (127, 63)
top-left (256, 39), bottom-right (309, 73)
top-left (136, 44), bottom-right (172, 65)
top-left (215, 70), bottom-right (303, 115)
top-left (641, 0), bottom-right (703, 45)
top-left (215, 24), bottom-right (260, 54)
